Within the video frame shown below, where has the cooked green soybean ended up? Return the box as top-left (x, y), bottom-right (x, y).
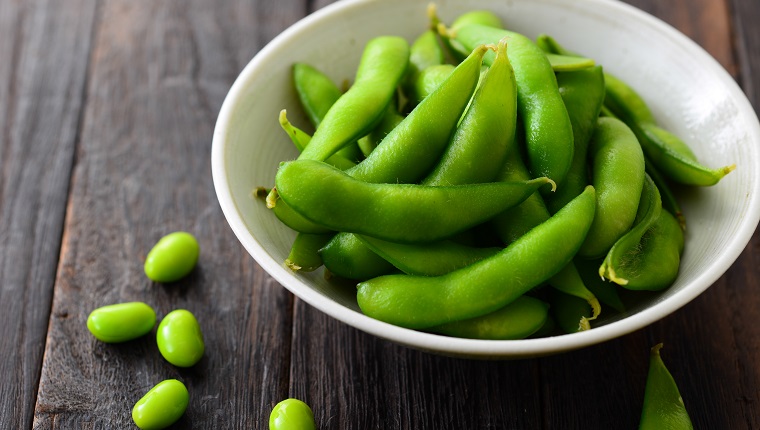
top-left (269, 398), bottom-right (316, 430)
top-left (144, 232), bottom-right (200, 283)
top-left (157, 309), bottom-right (205, 367)
top-left (87, 302), bottom-right (156, 343)
top-left (132, 379), bottom-right (189, 430)
top-left (639, 344), bottom-right (694, 429)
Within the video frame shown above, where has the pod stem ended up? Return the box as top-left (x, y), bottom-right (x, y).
top-left (266, 188), bottom-right (279, 209)
top-left (285, 259), bottom-right (301, 271)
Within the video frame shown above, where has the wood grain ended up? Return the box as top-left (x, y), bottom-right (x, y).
top-left (31, 0), bottom-right (307, 427)
top-left (730, 0), bottom-right (760, 107)
top-left (0, 0), bottom-right (97, 428)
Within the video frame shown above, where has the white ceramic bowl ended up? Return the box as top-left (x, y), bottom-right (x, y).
top-left (212, 0), bottom-right (760, 358)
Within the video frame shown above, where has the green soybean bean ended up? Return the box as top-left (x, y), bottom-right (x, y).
top-left (422, 37), bottom-right (516, 186)
top-left (357, 235), bottom-right (500, 276)
top-left (579, 117), bottom-right (645, 259)
top-left (356, 186), bottom-right (595, 329)
top-left (346, 44), bottom-right (488, 184)
top-left (132, 379), bottom-right (189, 430)
top-left (285, 233), bottom-right (334, 272)
top-left (297, 36), bottom-right (409, 162)
top-left (319, 232), bottom-right (395, 280)
top-left (599, 174), bottom-right (662, 285)
top-left (157, 309), bottom-right (204, 367)
top-left (544, 66), bottom-right (606, 214)
top-left (428, 296), bottom-right (549, 340)
top-left (144, 232), bottom-right (200, 283)
top-left (276, 159), bottom-right (553, 244)
top-left (270, 398), bottom-right (316, 430)
top-left (639, 344), bottom-right (694, 430)
top-left (87, 302), bottom-right (156, 343)
top-left (607, 209), bottom-right (684, 291)
top-left (278, 110), bottom-right (356, 171)
top-left (444, 24), bottom-right (574, 185)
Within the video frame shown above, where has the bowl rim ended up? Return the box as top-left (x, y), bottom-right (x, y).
top-left (211, 0), bottom-right (760, 357)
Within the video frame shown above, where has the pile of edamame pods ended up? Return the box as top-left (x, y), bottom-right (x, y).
top-left (259, 6), bottom-right (734, 340)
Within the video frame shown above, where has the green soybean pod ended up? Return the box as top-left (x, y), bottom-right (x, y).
top-left (87, 302), bottom-right (156, 343)
top-left (639, 344), bottom-right (694, 430)
top-left (298, 36), bottom-right (409, 162)
top-left (319, 232), bottom-right (395, 281)
top-left (356, 186), bottom-right (596, 329)
top-left (357, 235), bottom-right (500, 276)
top-left (270, 398), bottom-right (316, 430)
top-left (545, 53), bottom-right (595, 72)
top-left (550, 289), bottom-right (594, 333)
top-left (407, 64), bottom-right (454, 107)
top-left (422, 36), bottom-right (517, 186)
top-left (132, 379), bottom-right (189, 430)
top-left (278, 110), bottom-right (356, 171)
top-left (276, 159), bottom-right (553, 244)
top-left (346, 44), bottom-right (488, 184)
top-left (579, 117), bottom-right (645, 259)
top-left (292, 62), bottom-right (342, 129)
top-left (444, 24), bottom-right (574, 186)
top-left (285, 233), bottom-right (334, 272)
top-left (428, 296), bottom-right (549, 340)
top-left (157, 309), bottom-right (204, 367)
top-left (433, 8), bottom-right (504, 61)
top-left (599, 174), bottom-right (662, 285)
top-left (402, 28), bottom-right (445, 100)
top-left (144, 232), bottom-right (200, 283)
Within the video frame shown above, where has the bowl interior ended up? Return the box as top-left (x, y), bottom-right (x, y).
top-left (212, 0), bottom-right (760, 358)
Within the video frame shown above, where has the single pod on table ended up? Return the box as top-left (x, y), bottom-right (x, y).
top-left (156, 309), bottom-right (205, 367)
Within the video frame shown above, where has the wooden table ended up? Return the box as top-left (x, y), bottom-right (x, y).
top-left (2, 0), bottom-right (758, 428)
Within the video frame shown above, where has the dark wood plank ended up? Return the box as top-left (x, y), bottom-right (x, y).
top-left (730, 0), bottom-right (760, 108)
top-left (0, 0), bottom-right (97, 428)
top-left (32, 0), bottom-right (307, 427)
top-left (290, 301), bottom-right (543, 430)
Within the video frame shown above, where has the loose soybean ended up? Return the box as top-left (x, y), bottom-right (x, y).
top-left (144, 232), bottom-right (200, 283)
top-left (87, 302), bottom-right (156, 343)
top-left (132, 379), bottom-right (189, 430)
top-left (269, 398), bottom-right (316, 430)
top-left (156, 309), bottom-right (205, 367)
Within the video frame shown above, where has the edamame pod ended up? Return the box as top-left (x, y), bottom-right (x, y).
top-left (256, 188), bottom-right (330, 234)
top-left (428, 296), bottom-right (549, 340)
top-left (357, 235), bottom-right (500, 276)
top-left (444, 24), bottom-right (574, 185)
top-left (544, 66), bottom-right (606, 214)
top-left (546, 53), bottom-right (595, 72)
top-left (298, 36), bottom-right (409, 162)
top-left (599, 174), bottom-right (662, 285)
top-left (402, 28), bottom-right (445, 103)
top-left (285, 233), bottom-right (334, 272)
top-left (346, 44), bottom-right (488, 184)
top-left (356, 186), bottom-right (596, 329)
top-left (276, 159), bottom-right (553, 244)
top-left (407, 64), bottom-right (454, 107)
top-left (278, 110), bottom-right (356, 171)
top-left (550, 289), bottom-right (593, 333)
top-left (579, 117), bottom-right (645, 259)
top-left (422, 36), bottom-right (517, 186)
top-left (639, 344), bottom-right (694, 429)
top-left (319, 232), bottom-right (395, 280)
top-left (432, 8), bottom-right (503, 61)
top-left (608, 210), bottom-right (684, 291)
